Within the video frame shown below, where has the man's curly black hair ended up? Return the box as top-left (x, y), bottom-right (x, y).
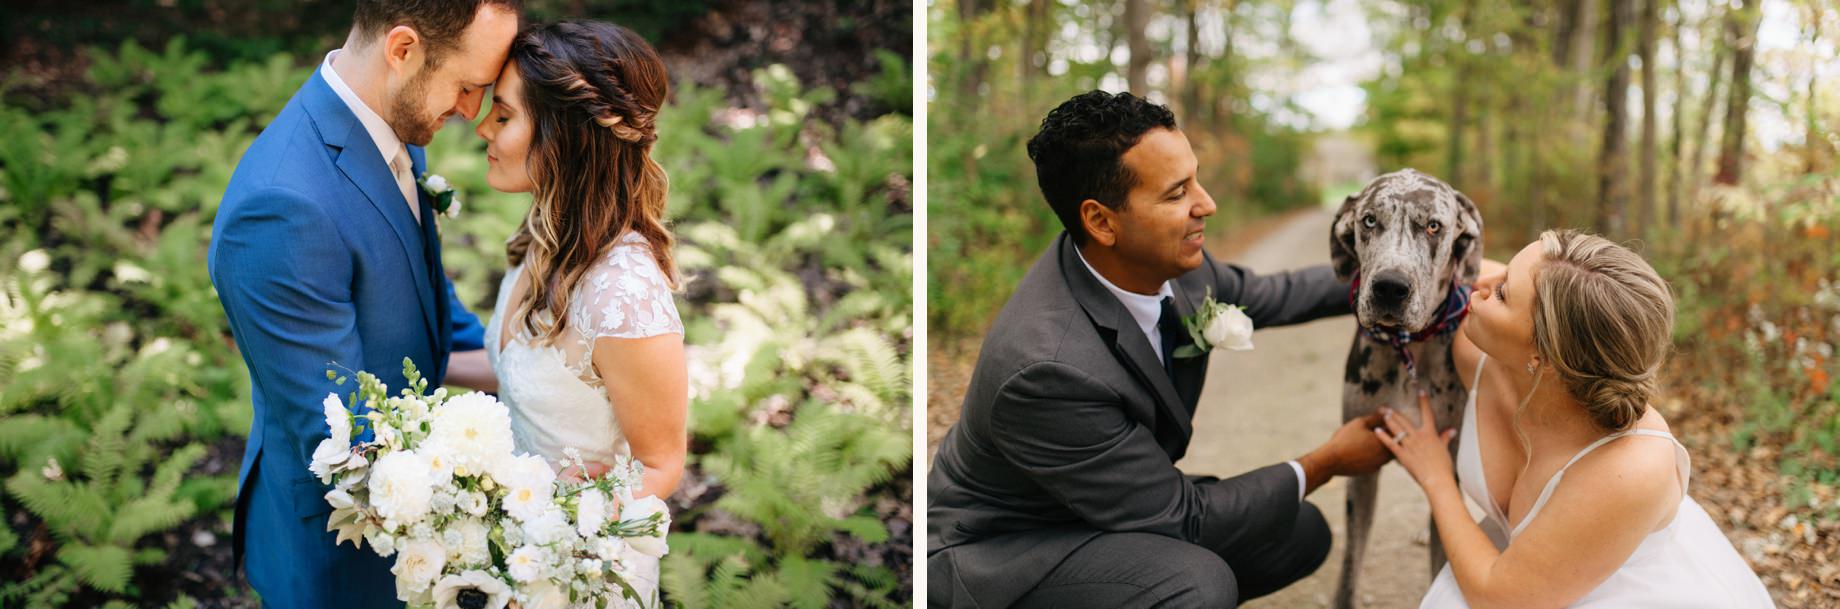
top-left (1026, 90), bottom-right (1177, 246)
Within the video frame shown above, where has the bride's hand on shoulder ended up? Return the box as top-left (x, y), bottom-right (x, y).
top-left (1376, 388), bottom-right (1458, 494)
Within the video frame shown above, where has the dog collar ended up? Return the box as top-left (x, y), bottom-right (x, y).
top-left (1347, 271), bottom-right (1473, 380)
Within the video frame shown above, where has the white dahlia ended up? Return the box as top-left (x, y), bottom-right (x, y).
top-left (369, 450), bottom-right (435, 526)
top-left (425, 392), bottom-right (515, 474)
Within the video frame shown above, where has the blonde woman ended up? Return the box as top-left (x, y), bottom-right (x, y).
top-left (1380, 230), bottom-right (1773, 608)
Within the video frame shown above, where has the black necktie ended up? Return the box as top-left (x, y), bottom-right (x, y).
top-left (1157, 296), bottom-right (1183, 380)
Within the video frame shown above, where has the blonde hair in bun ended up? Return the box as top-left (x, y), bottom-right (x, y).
top-left (1529, 229), bottom-right (1675, 432)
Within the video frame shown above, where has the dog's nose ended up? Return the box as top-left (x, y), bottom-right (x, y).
top-left (1371, 271), bottom-right (1412, 307)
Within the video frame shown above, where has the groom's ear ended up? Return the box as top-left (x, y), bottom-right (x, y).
top-left (1080, 198), bottom-right (1120, 247)
top-left (382, 25), bottom-right (426, 73)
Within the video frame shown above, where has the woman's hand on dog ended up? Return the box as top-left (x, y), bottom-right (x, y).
top-left (1376, 387), bottom-right (1459, 495)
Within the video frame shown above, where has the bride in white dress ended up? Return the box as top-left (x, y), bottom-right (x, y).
top-left (450, 21), bottom-right (687, 608)
top-left (1377, 230), bottom-right (1773, 608)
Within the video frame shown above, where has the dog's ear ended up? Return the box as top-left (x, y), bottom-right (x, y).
top-left (1330, 190), bottom-right (1362, 282)
top-left (1450, 190), bottom-right (1484, 283)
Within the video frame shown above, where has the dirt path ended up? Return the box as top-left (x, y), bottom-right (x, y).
top-left (1175, 208), bottom-right (1432, 608)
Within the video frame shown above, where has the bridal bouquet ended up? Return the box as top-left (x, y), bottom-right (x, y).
top-left (309, 359), bottom-right (669, 609)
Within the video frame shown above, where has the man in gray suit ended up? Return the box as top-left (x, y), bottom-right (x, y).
top-left (927, 91), bottom-right (1393, 608)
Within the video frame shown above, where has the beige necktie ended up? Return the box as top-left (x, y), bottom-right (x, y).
top-left (389, 151), bottom-right (422, 224)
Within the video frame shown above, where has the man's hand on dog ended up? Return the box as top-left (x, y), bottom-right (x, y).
top-left (1297, 412), bottom-right (1394, 495)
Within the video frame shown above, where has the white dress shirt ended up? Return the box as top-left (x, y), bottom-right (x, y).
top-left (1076, 247), bottom-right (1307, 502)
top-left (321, 50), bottom-right (421, 224)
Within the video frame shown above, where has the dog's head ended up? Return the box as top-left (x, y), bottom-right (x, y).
top-left (1331, 169), bottom-right (1482, 332)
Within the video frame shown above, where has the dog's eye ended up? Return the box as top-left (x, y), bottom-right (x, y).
top-left (1427, 220), bottom-right (1442, 235)
top-left (1362, 214), bottom-right (1377, 229)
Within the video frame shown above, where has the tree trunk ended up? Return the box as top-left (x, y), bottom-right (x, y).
top-left (1183, 0), bottom-right (1206, 126)
top-left (1126, 0), bottom-right (1150, 93)
top-left (1021, 0), bottom-right (1050, 102)
top-left (1448, 0), bottom-right (1473, 189)
top-left (1568, 0), bottom-right (1602, 120)
top-left (1636, 0), bottom-right (1658, 232)
top-left (1688, 33), bottom-right (1727, 207)
top-left (1596, 0), bottom-right (1631, 235)
top-left (956, 0), bottom-right (988, 112)
top-left (1666, 0), bottom-right (1686, 225)
top-left (1803, 8), bottom-right (1825, 174)
top-left (1715, 0), bottom-right (1760, 185)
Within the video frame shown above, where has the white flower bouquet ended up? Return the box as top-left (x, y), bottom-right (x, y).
top-left (311, 359), bottom-right (669, 609)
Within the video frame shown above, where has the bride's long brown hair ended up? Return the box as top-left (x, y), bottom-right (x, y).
top-left (504, 21), bottom-right (677, 344)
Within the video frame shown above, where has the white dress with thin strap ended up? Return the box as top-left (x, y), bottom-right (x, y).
top-left (1419, 355), bottom-right (1775, 608)
top-left (484, 232), bottom-right (682, 607)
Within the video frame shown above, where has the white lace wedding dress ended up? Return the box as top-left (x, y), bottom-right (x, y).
top-left (484, 232), bottom-right (682, 607)
top-left (1419, 355), bottom-right (1775, 608)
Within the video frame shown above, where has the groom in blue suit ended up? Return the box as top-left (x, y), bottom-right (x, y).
top-left (208, 1), bottom-right (520, 606)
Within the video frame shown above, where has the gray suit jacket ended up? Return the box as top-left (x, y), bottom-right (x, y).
top-left (927, 232), bottom-right (1350, 608)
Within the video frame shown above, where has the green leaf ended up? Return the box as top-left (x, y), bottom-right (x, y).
top-left (56, 543), bottom-right (133, 594)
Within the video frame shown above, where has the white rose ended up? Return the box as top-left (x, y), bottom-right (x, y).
top-left (309, 436), bottom-right (350, 484)
top-left (425, 392), bottom-right (515, 475)
top-left (368, 530), bottom-right (398, 556)
top-left (447, 518), bottom-right (492, 565)
top-left (521, 579), bottom-right (569, 609)
top-left (446, 198), bottom-right (463, 219)
top-left (505, 545), bottom-right (547, 582)
top-left (425, 174), bottom-right (449, 192)
top-left (626, 534), bottom-right (669, 559)
top-left (369, 451), bottom-right (435, 526)
top-left (432, 570), bottom-right (511, 609)
top-left (323, 393), bottom-right (351, 444)
top-left (460, 490), bottom-right (489, 517)
top-left (619, 495), bottom-right (671, 558)
top-left (391, 537), bottom-right (447, 600)
top-left (18, 249), bottom-right (49, 273)
top-left (575, 490), bottom-right (608, 537)
top-left (1203, 305), bottom-right (1255, 351)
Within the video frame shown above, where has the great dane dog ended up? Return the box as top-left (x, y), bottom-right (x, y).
top-left (1330, 169), bottom-right (1482, 609)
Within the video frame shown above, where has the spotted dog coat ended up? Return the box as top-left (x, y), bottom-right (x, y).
top-left (1330, 169), bottom-right (1482, 609)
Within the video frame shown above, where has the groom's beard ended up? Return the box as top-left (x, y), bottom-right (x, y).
top-left (388, 70), bottom-right (443, 147)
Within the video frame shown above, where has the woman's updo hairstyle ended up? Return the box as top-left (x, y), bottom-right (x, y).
top-left (1530, 230), bottom-right (1675, 432)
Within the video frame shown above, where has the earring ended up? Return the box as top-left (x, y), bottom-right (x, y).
top-left (1526, 360), bottom-right (1539, 375)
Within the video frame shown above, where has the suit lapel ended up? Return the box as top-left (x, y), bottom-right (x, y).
top-left (409, 146), bottom-right (451, 366)
top-left (1166, 280), bottom-right (1205, 408)
top-left (1058, 235), bottom-right (1193, 443)
top-left (303, 70), bottom-right (441, 354)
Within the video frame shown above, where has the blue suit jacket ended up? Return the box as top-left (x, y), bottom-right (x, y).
top-left (208, 68), bottom-right (485, 608)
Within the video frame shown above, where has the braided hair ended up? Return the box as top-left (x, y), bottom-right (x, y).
top-left (504, 21), bottom-right (676, 344)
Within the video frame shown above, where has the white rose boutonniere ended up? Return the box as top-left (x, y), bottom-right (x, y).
top-left (1173, 289), bottom-right (1254, 358)
top-left (418, 173), bottom-right (462, 219)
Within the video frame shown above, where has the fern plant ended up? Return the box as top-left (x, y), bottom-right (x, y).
top-left (0, 256), bottom-right (237, 606)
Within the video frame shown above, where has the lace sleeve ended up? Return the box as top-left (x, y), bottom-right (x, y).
top-left (572, 236), bottom-right (684, 342)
